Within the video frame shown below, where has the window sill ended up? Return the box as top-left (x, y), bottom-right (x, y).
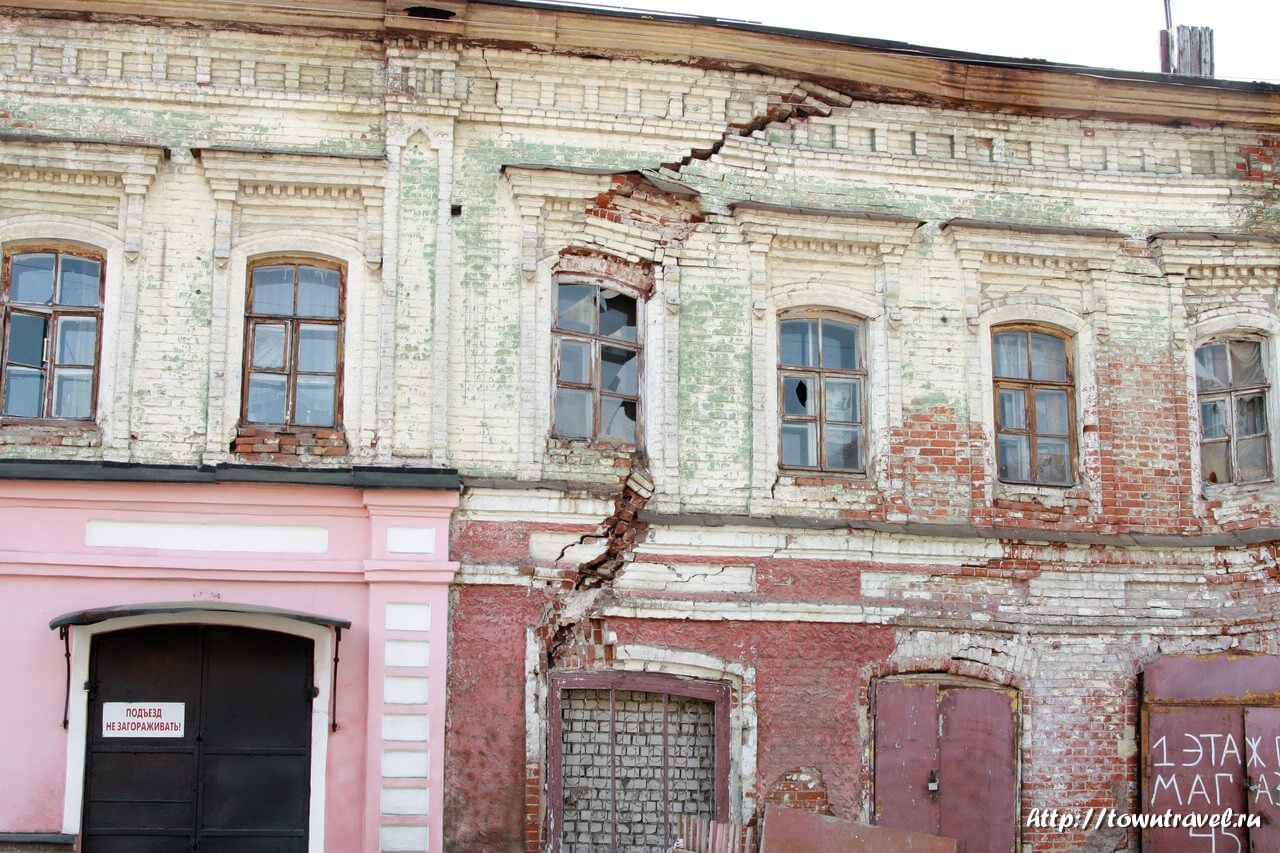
top-left (548, 436), bottom-right (638, 454)
top-left (993, 481), bottom-right (1076, 509)
top-left (232, 425), bottom-right (349, 461)
top-left (1202, 479), bottom-right (1275, 500)
top-left (777, 471), bottom-right (872, 488)
top-left (0, 419), bottom-right (102, 448)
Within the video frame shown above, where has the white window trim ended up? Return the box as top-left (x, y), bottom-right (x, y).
top-left (759, 285), bottom-right (891, 489)
top-left (1187, 308), bottom-right (1280, 492)
top-left (207, 232), bottom-right (372, 461)
top-left (59, 610), bottom-right (335, 852)
top-left (523, 258), bottom-right (665, 479)
top-left (0, 217), bottom-right (128, 450)
top-left (974, 301), bottom-right (1097, 496)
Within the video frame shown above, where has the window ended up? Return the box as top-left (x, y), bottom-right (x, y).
top-left (1, 246), bottom-right (104, 420)
top-left (242, 259), bottom-right (343, 427)
top-left (778, 312), bottom-right (866, 472)
top-left (552, 280), bottom-right (640, 444)
top-left (1195, 337), bottom-right (1270, 484)
top-left (992, 325), bottom-right (1074, 485)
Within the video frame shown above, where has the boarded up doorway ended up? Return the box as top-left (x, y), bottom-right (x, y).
top-left (547, 670), bottom-right (730, 853)
top-left (872, 675), bottom-right (1019, 853)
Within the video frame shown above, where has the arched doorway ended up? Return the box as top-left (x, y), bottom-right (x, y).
top-left (81, 624), bottom-right (314, 852)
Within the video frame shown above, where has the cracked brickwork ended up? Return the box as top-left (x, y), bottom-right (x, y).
top-left (3, 5), bottom-right (1280, 853)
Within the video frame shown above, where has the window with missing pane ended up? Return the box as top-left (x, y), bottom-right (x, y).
top-left (778, 312), bottom-right (866, 473)
top-left (992, 326), bottom-right (1075, 486)
top-left (1, 246), bottom-right (104, 421)
top-left (1196, 338), bottom-right (1271, 485)
top-left (552, 281), bottom-right (640, 445)
top-left (242, 260), bottom-right (343, 428)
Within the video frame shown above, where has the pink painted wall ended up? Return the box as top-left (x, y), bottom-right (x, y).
top-left (0, 478), bottom-right (458, 852)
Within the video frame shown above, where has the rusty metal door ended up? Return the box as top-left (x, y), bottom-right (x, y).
top-left (873, 677), bottom-right (1018, 853)
top-left (1244, 708), bottom-right (1280, 851)
top-left (1140, 652), bottom-right (1280, 853)
top-left (1143, 705), bottom-right (1247, 853)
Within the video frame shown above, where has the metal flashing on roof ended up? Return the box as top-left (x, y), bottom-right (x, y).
top-left (50, 601), bottom-right (353, 631)
top-left (472, 0), bottom-right (1280, 93)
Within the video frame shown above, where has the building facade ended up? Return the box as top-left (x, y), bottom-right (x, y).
top-left (0, 2), bottom-right (1279, 852)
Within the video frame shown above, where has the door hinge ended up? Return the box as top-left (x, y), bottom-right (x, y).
top-left (307, 685), bottom-right (319, 699)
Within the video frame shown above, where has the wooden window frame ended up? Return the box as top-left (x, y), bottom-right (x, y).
top-left (777, 309), bottom-right (868, 475)
top-left (551, 279), bottom-right (642, 447)
top-left (546, 670), bottom-right (731, 853)
top-left (240, 257), bottom-right (346, 429)
top-left (991, 323), bottom-right (1076, 486)
top-left (0, 243), bottom-right (106, 423)
top-left (1195, 335), bottom-right (1272, 485)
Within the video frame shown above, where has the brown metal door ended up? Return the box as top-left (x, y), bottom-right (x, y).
top-left (874, 678), bottom-right (1018, 853)
top-left (937, 685), bottom-right (1018, 852)
top-left (873, 681), bottom-right (942, 836)
top-left (1245, 708), bottom-right (1280, 852)
top-left (1143, 705), bottom-right (1247, 853)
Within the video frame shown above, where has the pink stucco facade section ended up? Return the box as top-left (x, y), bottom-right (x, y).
top-left (0, 478), bottom-right (458, 853)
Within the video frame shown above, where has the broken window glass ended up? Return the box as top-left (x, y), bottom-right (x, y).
top-left (782, 375), bottom-right (814, 416)
top-left (600, 345), bottom-right (638, 395)
top-left (778, 313), bottom-right (866, 472)
top-left (556, 284), bottom-right (595, 334)
top-left (600, 396), bottom-right (637, 443)
top-left (599, 290), bottom-right (637, 341)
top-left (252, 324), bottom-right (287, 370)
top-left (552, 281), bottom-right (641, 445)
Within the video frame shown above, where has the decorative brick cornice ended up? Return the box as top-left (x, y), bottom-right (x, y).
top-left (199, 149), bottom-right (386, 267)
top-left (1149, 233), bottom-right (1280, 282)
top-left (0, 139), bottom-right (163, 258)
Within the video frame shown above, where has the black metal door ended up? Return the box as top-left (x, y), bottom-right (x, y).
top-left (82, 624), bottom-right (313, 853)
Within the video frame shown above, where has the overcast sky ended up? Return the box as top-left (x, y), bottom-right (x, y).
top-left (561, 0), bottom-right (1279, 83)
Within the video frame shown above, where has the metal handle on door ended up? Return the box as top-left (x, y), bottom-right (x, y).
top-left (928, 769), bottom-right (940, 792)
